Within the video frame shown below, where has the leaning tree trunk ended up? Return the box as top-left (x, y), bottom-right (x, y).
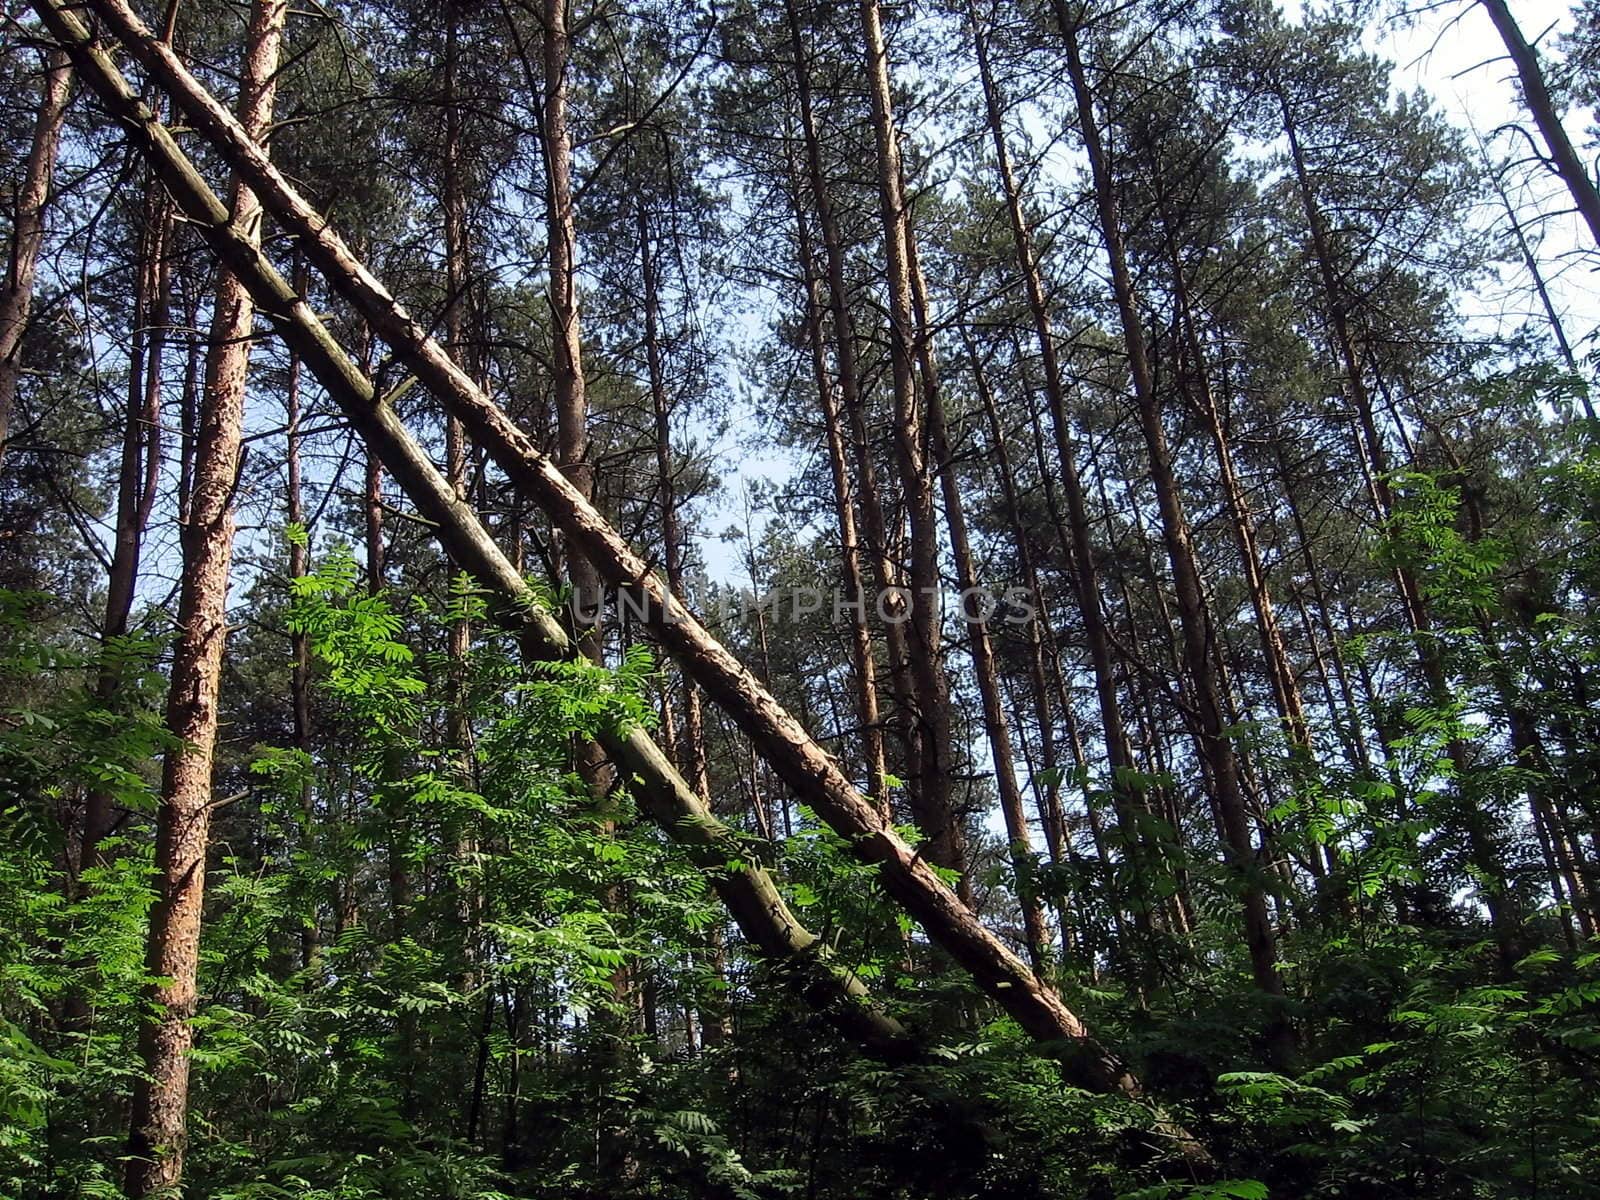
top-left (125, 4), bottom-right (288, 1194)
top-left (0, 47), bottom-right (71, 467)
top-left (38, 0), bottom-right (929, 1072)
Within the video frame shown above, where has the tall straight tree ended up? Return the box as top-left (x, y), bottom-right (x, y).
top-left (124, 3), bottom-right (288, 1192)
top-left (857, 0), bottom-right (966, 890)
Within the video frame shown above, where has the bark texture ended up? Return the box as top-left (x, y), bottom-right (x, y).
top-left (125, 3), bottom-right (287, 1193)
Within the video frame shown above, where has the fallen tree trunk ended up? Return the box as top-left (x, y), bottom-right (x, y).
top-left (38, 0), bottom-right (1201, 1132)
top-left (31, 0), bottom-right (912, 1065)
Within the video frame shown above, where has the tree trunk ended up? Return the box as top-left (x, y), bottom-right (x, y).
top-left (286, 260), bottom-right (317, 969)
top-left (907, 232), bottom-right (1048, 968)
top-left (125, 4), bottom-right (287, 1192)
top-left (963, 329), bottom-right (1076, 953)
top-left (638, 204), bottom-right (713, 805)
top-left (1480, 0), bottom-right (1600, 251)
top-left (858, 0), bottom-right (965, 890)
top-left (80, 179), bottom-right (171, 875)
top-left (0, 48), bottom-right (71, 467)
top-left (1473, 128), bottom-right (1587, 405)
top-left (788, 167), bottom-right (889, 810)
top-left (1164, 234), bottom-right (1310, 756)
top-left (638, 200), bottom-right (731, 1044)
top-left (542, 0), bottom-right (601, 673)
top-left (783, 0), bottom-right (917, 815)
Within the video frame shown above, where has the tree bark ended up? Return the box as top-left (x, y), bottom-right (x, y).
top-left (125, 3), bottom-right (288, 1193)
top-left (1165, 236), bottom-right (1310, 756)
top-left (286, 260), bottom-right (317, 969)
top-left (638, 203), bottom-right (714, 807)
top-left (964, 329), bottom-right (1078, 953)
top-left (638, 199), bottom-right (731, 1044)
top-left (541, 0), bottom-right (602, 672)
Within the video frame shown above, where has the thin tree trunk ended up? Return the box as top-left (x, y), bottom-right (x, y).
top-left (964, 331), bottom-right (1075, 952)
top-left (858, 0), bottom-right (965, 890)
top-left (1165, 236), bottom-right (1309, 755)
top-left (125, 4), bottom-right (287, 1192)
top-left (908, 231), bottom-right (1048, 968)
top-left (80, 181), bottom-right (171, 875)
top-left (788, 164), bottom-right (889, 810)
top-left (637, 199), bottom-right (732, 1044)
top-left (441, 7), bottom-right (481, 1009)
top-left (364, 456), bottom-right (384, 594)
top-left (539, 12), bottom-right (621, 1051)
top-left (542, 0), bottom-right (601, 674)
top-left (0, 48), bottom-right (71, 467)
top-left (1273, 439), bottom-right (1378, 773)
top-left (638, 204), bottom-right (713, 807)
top-left (286, 261), bottom-right (317, 969)
top-left (783, 0), bottom-right (917, 815)
top-left (1472, 127), bottom-right (1587, 405)
top-left (1480, 0), bottom-right (1600, 251)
